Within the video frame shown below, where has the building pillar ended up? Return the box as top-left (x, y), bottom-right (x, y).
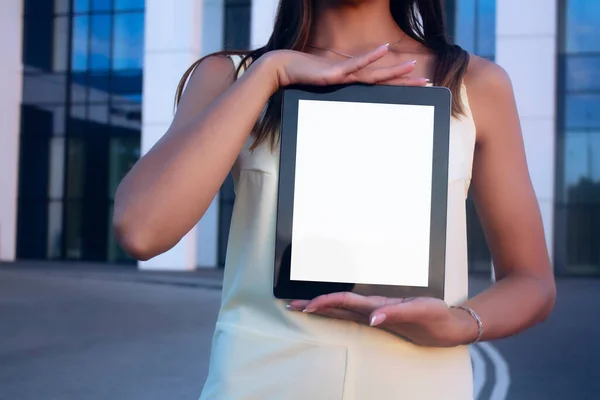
top-left (0, 0), bottom-right (23, 262)
top-left (196, 0), bottom-right (224, 269)
top-left (251, 0), bottom-right (279, 49)
top-left (495, 0), bottom-right (558, 264)
top-left (140, 0), bottom-right (221, 270)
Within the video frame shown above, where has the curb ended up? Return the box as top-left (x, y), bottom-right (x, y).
top-left (0, 262), bottom-right (224, 290)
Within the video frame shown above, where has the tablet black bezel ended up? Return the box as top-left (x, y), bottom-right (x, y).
top-left (273, 83), bottom-right (451, 301)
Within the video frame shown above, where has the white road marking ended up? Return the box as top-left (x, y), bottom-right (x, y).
top-left (478, 342), bottom-right (511, 400)
top-left (470, 345), bottom-right (487, 399)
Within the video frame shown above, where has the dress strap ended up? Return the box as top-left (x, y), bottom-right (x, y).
top-left (229, 55), bottom-right (250, 79)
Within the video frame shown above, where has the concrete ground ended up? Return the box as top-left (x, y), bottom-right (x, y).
top-left (0, 264), bottom-right (598, 400)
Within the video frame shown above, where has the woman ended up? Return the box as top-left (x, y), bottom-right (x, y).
top-left (113, 0), bottom-right (556, 398)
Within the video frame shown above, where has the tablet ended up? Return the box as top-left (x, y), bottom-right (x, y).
top-left (273, 83), bottom-right (451, 301)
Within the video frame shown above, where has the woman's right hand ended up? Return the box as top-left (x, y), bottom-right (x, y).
top-left (267, 45), bottom-right (428, 89)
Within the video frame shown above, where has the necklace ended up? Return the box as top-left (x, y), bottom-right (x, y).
top-left (308, 34), bottom-right (407, 59)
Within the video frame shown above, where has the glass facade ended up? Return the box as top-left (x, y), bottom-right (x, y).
top-left (555, 0), bottom-right (600, 275)
top-left (449, 0), bottom-right (496, 60)
top-left (445, 0), bottom-right (496, 272)
top-left (18, 0), bottom-right (145, 264)
top-left (223, 0), bottom-right (252, 50)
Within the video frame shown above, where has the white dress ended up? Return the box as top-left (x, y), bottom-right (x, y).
top-left (200, 55), bottom-right (477, 400)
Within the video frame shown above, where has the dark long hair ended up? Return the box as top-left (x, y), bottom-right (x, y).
top-left (175, 0), bottom-right (469, 150)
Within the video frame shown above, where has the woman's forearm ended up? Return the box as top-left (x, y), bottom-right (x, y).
top-left (456, 272), bottom-right (556, 343)
top-left (113, 54), bottom-right (281, 260)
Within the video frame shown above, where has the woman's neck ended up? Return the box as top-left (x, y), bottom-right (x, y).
top-left (310, 0), bottom-right (405, 56)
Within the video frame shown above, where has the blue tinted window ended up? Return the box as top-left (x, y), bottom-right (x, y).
top-left (566, 55), bottom-right (600, 91)
top-left (455, 0), bottom-right (476, 53)
top-left (71, 15), bottom-right (89, 71)
top-left (113, 13), bottom-right (145, 70)
top-left (111, 71), bottom-right (143, 102)
top-left (24, 0), bottom-right (55, 14)
top-left (565, 0), bottom-right (600, 53)
top-left (452, 0), bottom-right (495, 59)
top-left (224, 0), bottom-right (251, 50)
top-left (92, 0), bottom-right (112, 12)
top-left (19, 0), bottom-right (144, 264)
top-left (476, 0), bottom-right (495, 58)
top-left (563, 132), bottom-right (600, 197)
top-left (74, 0), bottom-right (90, 13)
top-left (556, 0), bottom-right (600, 274)
top-left (565, 94), bottom-right (600, 130)
top-left (115, 0), bottom-right (145, 11)
top-left (90, 15), bottom-right (112, 70)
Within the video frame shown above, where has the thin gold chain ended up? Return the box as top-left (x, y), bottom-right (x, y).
top-left (308, 34), bottom-right (407, 59)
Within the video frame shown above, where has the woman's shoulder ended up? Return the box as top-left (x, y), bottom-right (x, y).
top-left (177, 54), bottom-right (244, 107)
top-left (462, 55), bottom-right (519, 142)
top-left (187, 54), bottom-right (238, 84)
top-left (463, 55), bottom-right (513, 97)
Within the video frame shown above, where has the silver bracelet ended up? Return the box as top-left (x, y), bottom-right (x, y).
top-left (451, 305), bottom-right (484, 345)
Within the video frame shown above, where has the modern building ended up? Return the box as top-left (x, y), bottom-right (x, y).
top-left (1, 1), bottom-right (598, 277)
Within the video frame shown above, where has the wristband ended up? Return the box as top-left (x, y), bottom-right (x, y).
top-left (451, 305), bottom-right (484, 345)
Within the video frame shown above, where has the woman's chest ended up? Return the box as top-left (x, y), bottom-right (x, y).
top-left (233, 117), bottom-right (475, 197)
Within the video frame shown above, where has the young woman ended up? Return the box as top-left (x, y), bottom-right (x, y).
top-left (113, 0), bottom-right (556, 398)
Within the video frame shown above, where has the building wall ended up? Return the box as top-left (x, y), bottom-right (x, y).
top-left (250, 0), bottom-right (278, 49)
top-left (4, 0), bottom-right (598, 275)
top-left (0, 0), bottom-right (23, 261)
top-left (496, 0), bottom-right (558, 262)
top-left (140, 0), bottom-right (223, 270)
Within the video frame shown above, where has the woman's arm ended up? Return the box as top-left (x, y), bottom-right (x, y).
top-left (113, 47), bottom-right (421, 261)
top-left (456, 56), bottom-right (556, 341)
top-left (289, 56), bottom-right (556, 347)
top-left (113, 55), bottom-right (280, 260)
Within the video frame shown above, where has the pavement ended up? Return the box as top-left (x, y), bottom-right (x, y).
top-left (0, 262), bottom-right (599, 400)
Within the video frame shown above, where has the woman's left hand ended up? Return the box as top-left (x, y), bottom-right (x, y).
top-left (288, 293), bottom-right (478, 348)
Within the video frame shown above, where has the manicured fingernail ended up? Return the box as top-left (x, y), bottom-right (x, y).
top-left (370, 314), bottom-right (387, 326)
top-left (303, 307), bottom-right (317, 313)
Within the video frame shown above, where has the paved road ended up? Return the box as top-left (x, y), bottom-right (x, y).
top-left (0, 270), bottom-right (220, 400)
top-left (0, 269), bottom-right (598, 400)
top-left (470, 277), bottom-right (600, 400)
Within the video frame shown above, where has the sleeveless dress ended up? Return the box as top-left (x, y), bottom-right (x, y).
top-left (199, 55), bottom-right (477, 400)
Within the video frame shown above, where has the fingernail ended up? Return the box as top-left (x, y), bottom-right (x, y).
top-left (424, 78), bottom-right (431, 83)
top-left (370, 314), bottom-right (387, 326)
top-left (303, 307), bottom-right (317, 313)
top-left (382, 42), bottom-right (390, 48)
top-left (411, 60), bottom-right (417, 64)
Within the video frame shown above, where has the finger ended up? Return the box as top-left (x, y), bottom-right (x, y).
top-left (303, 292), bottom-right (394, 314)
top-left (352, 61), bottom-right (421, 84)
top-left (378, 76), bottom-right (431, 86)
top-left (304, 292), bottom-right (373, 314)
top-left (338, 44), bottom-right (391, 75)
top-left (287, 300), bottom-right (309, 311)
top-left (314, 307), bottom-right (368, 324)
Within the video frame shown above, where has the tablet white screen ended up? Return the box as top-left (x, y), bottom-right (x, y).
top-left (290, 99), bottom-right (435, 287)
